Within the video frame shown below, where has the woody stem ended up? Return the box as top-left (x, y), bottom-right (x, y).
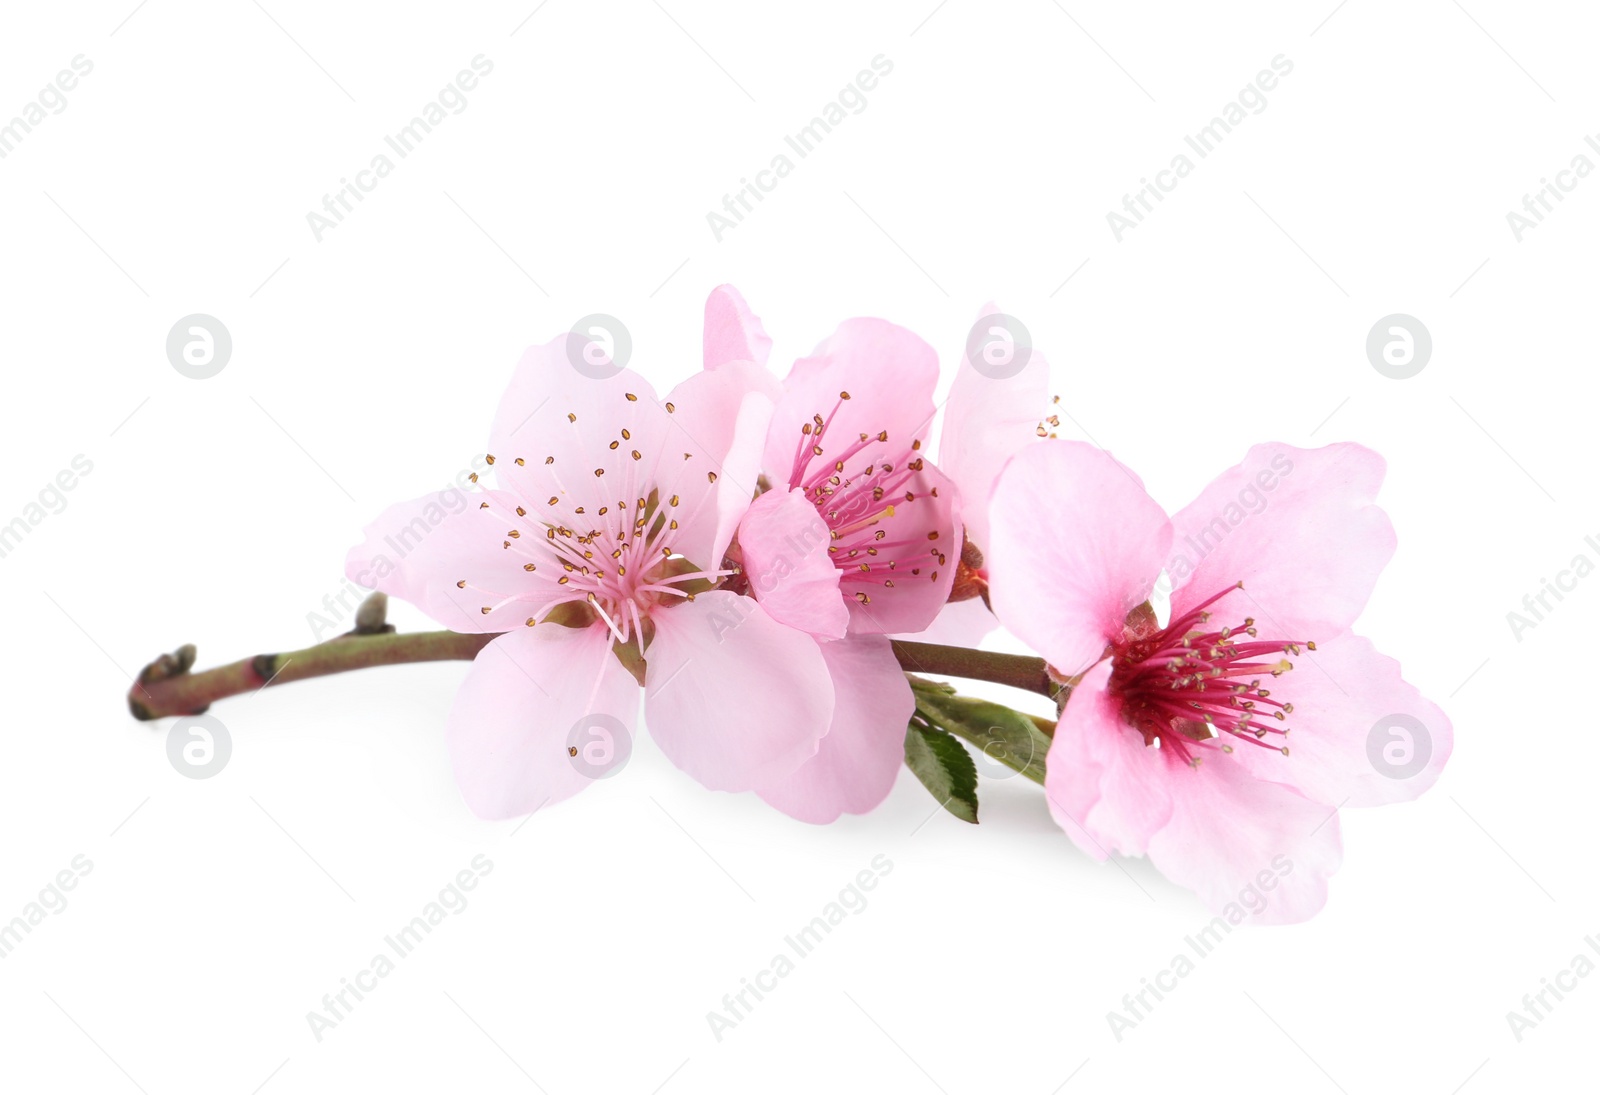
top-left (126, 596), bottom-right (1057, 721)
top-left (887, 640), bottom-right (1056, 698)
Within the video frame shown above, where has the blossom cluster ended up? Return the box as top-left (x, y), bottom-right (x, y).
top-left (347, 286), bottom-right (1451, 923)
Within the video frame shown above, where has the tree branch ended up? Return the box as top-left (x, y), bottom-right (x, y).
top-left (127, 596), bottom-right (1058, 720)
top-left (889, 640), bottom-right (1056, 698)
top-left (128, 629), bottom-right (494, 720)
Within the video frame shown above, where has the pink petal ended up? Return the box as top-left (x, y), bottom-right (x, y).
top-left (757, 636), bottom-right (912, 823)
top-left (486, 339), bottom-right (673, 522)
top-left (345, 490), bottom-right (549, 633)
top-left (763, 317), bottom-right (940, 484)
top-left (937, 302), bottom-right (1052, 556)
top-left (446, 624), bottom-right (639, 820)
top-left (1047, 662), bottom-right (1345, 923)
top-left (662, 360), bottom-right (782, 566)
top-left (643, 591), bottom-right (831, 791)
top-left (1044, 661), bottom-right (1174, 860)
top-left (736, 487), bottom-right (848, 640)
top-left (703, 284), bottom-right (773, 369)
top-left (1168, 443), bottom-right (1395, 640)
top-left (1224, 632), bottom-right (1453, 808)
top-left (1145, 757), bottom-right (1344, 926)
top-left (988, 441), bottom-right (1172, 675)
top-left (894, 597), bottom-right (999, 646)
top-left (840, 458), bottom-right (959, 636)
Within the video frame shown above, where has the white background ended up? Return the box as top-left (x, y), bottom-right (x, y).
top-left (0, 1), bottom-right (1590, 1091)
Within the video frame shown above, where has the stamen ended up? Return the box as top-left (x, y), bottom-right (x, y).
top-left (1107, 582), bottom-right (1313, 766)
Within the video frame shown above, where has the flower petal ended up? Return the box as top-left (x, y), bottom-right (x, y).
top-left (1047, 661), bottom-right (1345, 924)
top-left (485, 338), bottom-right (671, 521)
top-left (643, 591), bottom-right (832, 791)
top-left (894, 597), bottom-right (999, 646)
top-left (840, 458), bottom-right (959, 636)
top-left (1044, 661), bottom-right (1174, 860)
top-left (737, 486), bottom-right (848, 640)
top-left (937, 302), bottom-right (1052, 556)
top-left (763, 317), bottom-right (940, 485)
top-left (757, 636), bottom-right (912, 823)
top-left (1224, 632), bottom-right (1453, 808)
top-left (662, 360), bottom-right (781, 567)
top-left (1145, 758), bottom-right (1344, 926)
top-left (345, 489), bottom-right (549, 633)
top-left (703, 284), bottom-right (773, 369)
top-left (988, 440), bottom-right (1172, 675)
top-left (446, 624), bottom-right (639, 820)
top-left (1168, 443), bottom-right (1395, 639)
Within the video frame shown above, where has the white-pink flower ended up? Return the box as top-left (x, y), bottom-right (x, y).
top-left (702, 286), bottom-right (959, 822)
top-left (987, 440), bottom-right (1453, 923)
top-left (347, 334), bottom-right (834, 819)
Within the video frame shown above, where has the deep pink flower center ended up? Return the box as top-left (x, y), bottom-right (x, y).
top-left (786, 391), bottom-right (947, 607)
top-left (1106, 582), bottom-right (1313, 766)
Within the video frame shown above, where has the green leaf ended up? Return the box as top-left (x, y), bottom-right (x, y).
top-left (910, 682), bottom-right (1051, 785)
top-left (903, 722), bottom-right (979, 824)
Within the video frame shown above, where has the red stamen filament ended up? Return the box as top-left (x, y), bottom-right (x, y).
top-left (1108, 583), bottom-right (1315, 767)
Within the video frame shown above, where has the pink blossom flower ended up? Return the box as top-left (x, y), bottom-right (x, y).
top-left (987, 440), bottom-right (1452, 923)
top-left (701, 286), bottom-right (959, 821)
top-left (347, 333), bottom-right (834, 819)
